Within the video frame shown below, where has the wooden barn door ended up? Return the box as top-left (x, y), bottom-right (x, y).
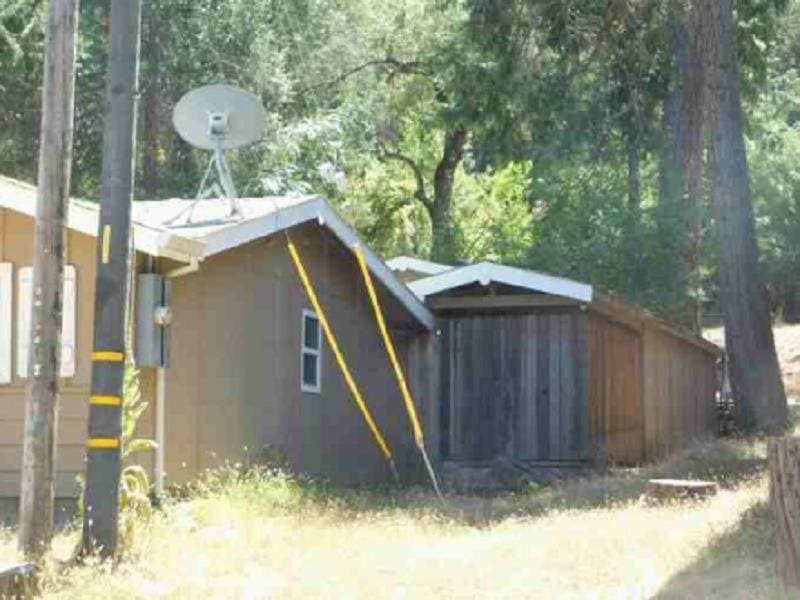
top-left (441, 313), bottom-right (588, 462)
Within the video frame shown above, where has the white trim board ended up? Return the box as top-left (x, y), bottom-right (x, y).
top-left (385, 256), bottom-right (452, 276)
top-left (408, 262), bottom-right (594, 304)
top-left (200, 197), bottom-right (435, 330)
top-left (0, 263), bottom-right (11, 383)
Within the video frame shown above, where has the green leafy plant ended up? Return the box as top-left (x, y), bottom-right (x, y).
top-left (116, 364), bottom-right (157, 553)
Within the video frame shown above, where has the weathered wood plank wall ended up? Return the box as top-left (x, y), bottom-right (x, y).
top-left (587, 311), bottom-right (717, 465)
top-left (405, 330), bottom-right (441, 466)
top-left (441, 311), bottom-right (589, 463)
top-left (642, 323), bottom-right (717, 461)
top-left (587, 314), bottom-right (643, 465)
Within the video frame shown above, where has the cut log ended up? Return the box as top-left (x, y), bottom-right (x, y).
top-left (0, 563), bottom-right (35, 599)
top-left (768, 437), bottom-right (800, 590)
top-left (645, 478), bottom-right (718, 502)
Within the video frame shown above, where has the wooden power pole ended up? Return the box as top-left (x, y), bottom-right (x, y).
top-left (18, 0), bottom-right (80, 558)
top-left (82, 0), bottom-right (142, 558)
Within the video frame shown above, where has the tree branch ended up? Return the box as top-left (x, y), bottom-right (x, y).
top-left (0, 22), bottom-right (22, 63)
top-left (298, 57), bottom-right (428, 95)
top-left (0, 0), bottom-right (41, 65)
top-left (378, 146), bottom-right (432, 213)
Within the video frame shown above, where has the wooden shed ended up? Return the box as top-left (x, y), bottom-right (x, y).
top-left (391, 259), bottom-right (721, 480)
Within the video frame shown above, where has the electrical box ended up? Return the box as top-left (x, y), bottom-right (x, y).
top-left (135, 274), bottom-right (171, 368)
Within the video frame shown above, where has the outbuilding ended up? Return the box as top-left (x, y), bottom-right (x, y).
top-left (389, 258), bottom-right (721, 483)
top-left (0, 175), bottom-right (720, 498)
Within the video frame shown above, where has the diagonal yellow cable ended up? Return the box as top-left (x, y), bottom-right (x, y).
top-left (354, 245), bottom-right (444, 501)
top-left (286, 234), bottom-right (398, 481)
top-left (354, 246), bottom-right (423, 444)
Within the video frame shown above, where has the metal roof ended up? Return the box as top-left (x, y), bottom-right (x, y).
top-left (0, 175), bottom-right (434, 330)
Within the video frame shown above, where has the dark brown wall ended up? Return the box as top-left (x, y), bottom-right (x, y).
top-left (164, 223), bottom-right (430, 486)
top-left (642, 322), bottom-right (718, 460)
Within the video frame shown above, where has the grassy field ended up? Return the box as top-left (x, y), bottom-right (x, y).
top-left (0, 436), bottom-right (783, 599)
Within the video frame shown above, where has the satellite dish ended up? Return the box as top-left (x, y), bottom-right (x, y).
top-left (173, 84), bottom-right (265, 151)
top-left (170, 84), bottom-right (267, 222)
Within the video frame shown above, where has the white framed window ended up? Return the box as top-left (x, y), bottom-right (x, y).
top-left (17, 265), bottom-right (77, 379)
top-left (301, 309), bottom-right (321, 393)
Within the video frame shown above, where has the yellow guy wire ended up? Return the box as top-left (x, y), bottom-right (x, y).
top-left (285, 233), bottom-right (400, 484)
top-left (353, 245), bottom-right (445, 502)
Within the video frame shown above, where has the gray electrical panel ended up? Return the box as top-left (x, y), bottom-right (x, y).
top-left (135, 274), bottom-right (171, 367)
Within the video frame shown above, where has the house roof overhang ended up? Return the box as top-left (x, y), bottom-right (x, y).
top-left (0, 175), bottom-right (434, 330)
top-left (407, 261), bottom-right (594, 303)
top-left (406, 259), bottom-right (719, 356)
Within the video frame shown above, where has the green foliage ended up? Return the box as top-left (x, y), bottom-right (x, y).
top-left (5, 0), bottom-right (800, 321)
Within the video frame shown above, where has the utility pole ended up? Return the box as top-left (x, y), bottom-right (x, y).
top-left (82, 0), bottom-right (142, 558)
top-left (18, 0), bottom-right (80, 559)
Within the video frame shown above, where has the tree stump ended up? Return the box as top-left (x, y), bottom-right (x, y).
top-left (645, 479), bottom-right (718, 502)
top-left (0, 563), bottom-right (35, 599)
top-left (768, 437), bottom-right (800, 589)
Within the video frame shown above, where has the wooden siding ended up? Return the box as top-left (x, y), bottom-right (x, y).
top-left (163, 223), bottom-right (428, 486)
top-left (587, 311), bottom-right (718, 466)
top-left (642, 322), bottom-right (717, 460)
top-left (587, 314), bottom-right (643, 465)
top-left (0, 208), bottom-right (155, 496)
top-left (441, 311), bottom-right (589, 463)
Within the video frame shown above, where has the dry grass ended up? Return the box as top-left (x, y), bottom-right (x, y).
top-left (0, 436), bottom-right (784, 599)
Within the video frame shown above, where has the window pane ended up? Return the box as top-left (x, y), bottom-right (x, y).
top-left (304, 314), bottom-right (320, 350)
top-left (302, 352), bottom-right (318, 388)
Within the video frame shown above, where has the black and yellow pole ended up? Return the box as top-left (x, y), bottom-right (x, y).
top-left (81, 0), bottom-right (142, 558)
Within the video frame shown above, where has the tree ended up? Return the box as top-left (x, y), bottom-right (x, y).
top-left (700, 0), bottom-right (787, 433)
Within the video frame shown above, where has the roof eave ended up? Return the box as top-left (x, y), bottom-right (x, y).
top-left (200, 197), bottom-right (435, 331)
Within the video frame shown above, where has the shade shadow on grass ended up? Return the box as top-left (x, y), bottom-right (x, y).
top-left (654, 500), bottom-right (783, 599)
top-left (188, 436), bottom-right (768, 528)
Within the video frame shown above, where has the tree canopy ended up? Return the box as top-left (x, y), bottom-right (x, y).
top-left (1, 0), bottom-right (799, 331)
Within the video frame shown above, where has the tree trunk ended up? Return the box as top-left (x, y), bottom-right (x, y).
top-left (701, 0), bottom-right (787, 433)
top-left (768, 437), bottom-right (800, 590)
top-left (783, 279), bottom-right (800, 323)
top-left (626, 127), bottom-right (641, 209)
top-left (430, 126), bottom-right (467, 263)
top-left (658, 3), bottom-right (685, 211)
top-left (681, 5), bottom-right (706, 333)
top-left (18, 0), bottom-right (79, 559)
top-left (140, 8), bottom-right (159, 197)
top-left (660, 1), bottom-right (705, 332)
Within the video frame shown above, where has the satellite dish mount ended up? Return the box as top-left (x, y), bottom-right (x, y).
top-left (171, 84), bottom-right (267, 222)
top-left (196, 111), bottom-right (239, 202)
